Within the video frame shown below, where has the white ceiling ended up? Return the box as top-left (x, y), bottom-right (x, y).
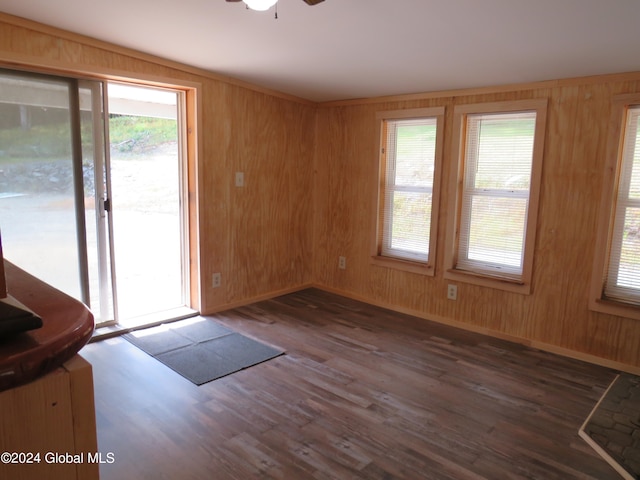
top-left (1, 0), bottom-right (640, 102)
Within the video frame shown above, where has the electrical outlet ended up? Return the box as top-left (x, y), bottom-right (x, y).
top-left (447, 284), bottom-right (457, 300)
top-left (338, 256), bottom-right (346, 270)
top-left (212, 273), bottom-right (221, 288)
top-left (235, 172), bottom-right (244, 187)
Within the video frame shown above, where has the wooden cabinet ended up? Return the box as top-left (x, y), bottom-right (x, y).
top-left (0, 355), bottom-right (99, 480)
top-left (0, 233), bottom-right (98, 479)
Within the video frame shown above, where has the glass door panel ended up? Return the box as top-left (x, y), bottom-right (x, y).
top-left (107, 83), bottom-right (187, 323)
top-left (0, 71), bottom-right (83, 299)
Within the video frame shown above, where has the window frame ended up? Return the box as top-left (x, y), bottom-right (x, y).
top-left (371, 107), bottom-right (445, 276)
top-left (444, 99), bottom-right (548, 294)
top-left (590, 93), bottom-right (640, 320)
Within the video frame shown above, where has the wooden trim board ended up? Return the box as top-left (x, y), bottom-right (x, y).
top-left (578, 374), bottom-right (634, 480)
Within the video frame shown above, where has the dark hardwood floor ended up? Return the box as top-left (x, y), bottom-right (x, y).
top-left (81, 288), bottom-right (619, 479)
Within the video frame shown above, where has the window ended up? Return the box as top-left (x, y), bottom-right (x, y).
top-left (605, 106), bottom-right (640, 303)
top-left (591, 95), bottom-right (640, 319)
top-left (445, 100), bottom-right (547, 293)
top-left (372, 107), bottom-right (444, 274)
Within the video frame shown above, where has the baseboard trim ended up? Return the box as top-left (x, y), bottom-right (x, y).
top-left (312, 283), bottom-right (640, 376)
top-left (200, 283), bottom-right (314, 317)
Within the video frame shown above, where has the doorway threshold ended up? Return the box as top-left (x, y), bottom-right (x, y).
top-left (90, 306), bottom-right (198, 342)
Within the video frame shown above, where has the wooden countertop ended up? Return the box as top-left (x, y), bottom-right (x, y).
top-left (0, 261), bottom-right (94, 391)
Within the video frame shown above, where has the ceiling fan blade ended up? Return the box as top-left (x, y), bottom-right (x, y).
top-left (226, 0), bottom-right (242, 2)
top-left (302, 0), bottom-right (325, 5)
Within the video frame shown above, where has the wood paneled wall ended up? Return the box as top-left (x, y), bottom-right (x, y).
top-left (0, 13), bottom-right (316, 315)
top-left (314, 78), bottom-right (640, 372)
top-left (3, 13), bottom-right (640, 371)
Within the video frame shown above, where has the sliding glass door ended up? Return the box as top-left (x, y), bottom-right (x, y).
top-left (0, 70), bottom-right (191, 327)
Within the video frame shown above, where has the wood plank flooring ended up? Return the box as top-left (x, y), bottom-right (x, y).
top-left (81, 288), bottom-right (620, 479)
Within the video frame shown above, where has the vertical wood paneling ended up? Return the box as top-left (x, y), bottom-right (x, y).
top-left (198, 81), bottom-right (231, 309)
top-left (314, 79), bottom-right (640, 370)
top-left (224, 86), bottom-right (315, 305)
top-left (0, 16), bottom-right (316, 317)
top-left (529, 85), bottom-right (582, 345)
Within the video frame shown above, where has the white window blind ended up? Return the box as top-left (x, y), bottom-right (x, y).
top-left (604, 106), bottom-right (640, 304)
top-left (457, 111), bottom-right (536, 278)
top-left (381, 117), bottom-right (437, 262)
